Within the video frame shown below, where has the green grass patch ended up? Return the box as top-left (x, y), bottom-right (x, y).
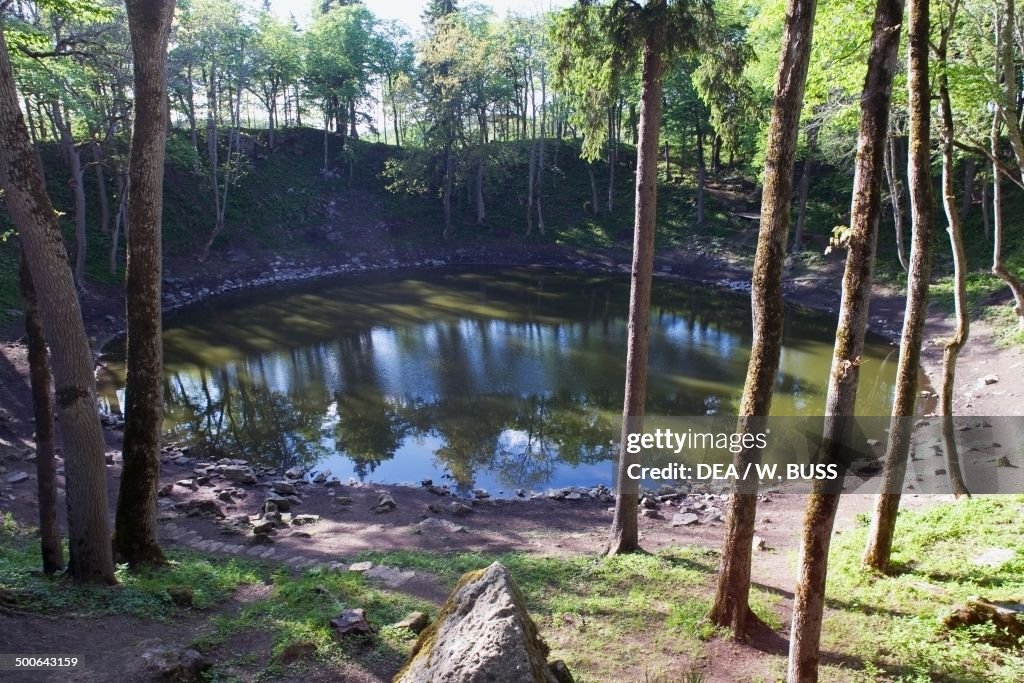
top-left (826, 495), bottom-right (1024, 682)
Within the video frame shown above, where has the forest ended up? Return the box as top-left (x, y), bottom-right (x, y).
top-left (0, 0), bottom-right (1023, 681)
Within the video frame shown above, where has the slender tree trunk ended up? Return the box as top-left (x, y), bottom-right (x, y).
top-left (442, 140), bottom-right (453, 238)
top-left (91, 141), bottom-right (110, 235)
top-left (959, 156), bottom-right (976, 222)
top-left (115, 0), bottom-right (175, 568)
top-left (20, 251), bottom-right (63, 574)
top-left (51, 105), bottom-right (88, 289)
top-left (863, 0), bottom-right (935, 573)
top-left (110, 172), bottom-right (128, 276)
top-left (992, 0), bottom-right (1024, 329)
top-left (0, 23), bottom-right (115, 585)
top-left (588, 162), bottom-right (600, 215)
top-left (885, 133), bottom-right (910, 271)
top-left (787, 4), bottom-right (904, 679)
top-left (696, 130), bottom-right (706, 227)
top-left (606, 12), bottom-right (666, 556)
top-left (980, 178), bottom-right (990, 241)
top-left (709, 0), bottom-right (819, 639)
top-left (936, 1), bottom-right (970, 499)
top-left (607, 105), bottom-right (616, 212)
top-left (792, 126), bottom-right (817, 254)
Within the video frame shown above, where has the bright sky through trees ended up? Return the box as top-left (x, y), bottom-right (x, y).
top-left (264, 0), bottom-right (571, 31)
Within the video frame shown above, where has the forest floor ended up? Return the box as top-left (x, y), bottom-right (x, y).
top-left (1, 184), bottom-right (1023, 681)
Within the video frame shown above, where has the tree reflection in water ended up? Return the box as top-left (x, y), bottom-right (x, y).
top-left (100, 268), bottom-right (898, 492)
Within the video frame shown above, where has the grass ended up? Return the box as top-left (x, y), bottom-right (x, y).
top-left (3, 498), bottom-right (1024, 681)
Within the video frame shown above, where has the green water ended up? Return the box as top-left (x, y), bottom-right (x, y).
top-left (102, 268), bottom-right (899, 495)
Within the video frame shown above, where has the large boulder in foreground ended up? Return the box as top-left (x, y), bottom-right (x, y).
top-left (394, 562), bottom-right (571, 683)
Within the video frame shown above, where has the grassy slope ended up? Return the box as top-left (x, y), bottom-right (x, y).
top-left (2, 497), bottom-right (1022, 681)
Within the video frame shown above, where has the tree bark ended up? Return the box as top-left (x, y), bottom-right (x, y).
top-left (792, 125), bottom-right (817, 254)
top-left (696, 129), bottom-right (706, 227)
top-left (884, 133), bottom-right (909, 271)
top-left (936, 0), bottom-right (970, 499)
top-left (709, 0), bottom-right (819, 639)
top-left (606, 10), bottom-right (666, 556)
top-left (959, 156), bottom-right (975, 222)
top-left (51, 105), bottom-right (88, 290)
top-left (0, 21), bottom-right (115, 584)
top-left (20, 251), bottom-right (63, 574)
top-left (863, 0), bottom-right (935, 573)
top-left (991, 0), bottom-right (1024, 329)
top-left (115, 0), bottom-right (176, 567)
top-left (91, 141), bottom-right (110, 235)
top-left (787, 3), bottom-right (904, 679)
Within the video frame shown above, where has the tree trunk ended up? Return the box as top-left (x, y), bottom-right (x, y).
top-left (475, 150), bottom-right (486, 225)
top-left (92, 141), bottom-right (110, 235)
top-left (709, 0), bottom-right (819, 639)
top-left (885, 133), bottom-right (909, 271)
top-left (442, 142), bottom-right (453, 238)
top-left (115, 0), bottom-right (175, 568)
top-left (787, 3), bottom-right (904, 679)
top-left (696, 130), bottom-right (706, 227)
top-left (51, 105), bottom-right (88, 289)
top-left (588, 162), bottom-right (600, 215)
top-left (19, 251), bottom-right (63, 574)
top-left (0, 23), bottom-right (115, 585)
top-left (959, 156), bottom-right (976, 222)
top-left (110, 172), bottom-right (128, 276)
top-left (606, 12), bottom-right (666, 557)
top-left (991, 0), bottom-right (1024, 329)
top-left (936, 2), bottom-right (970, 500)
top-left (863, 0), bottom-right (935, 573)
top-left (792, 126), bottom-right (817, 254)
top-left (607, 106), bottom-right (616, 212)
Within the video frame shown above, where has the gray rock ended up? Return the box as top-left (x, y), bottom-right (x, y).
top-left (348, 561), bottom-right (373, 572)
top-left (640, 496), bottom-right (659, 509)
top-left (395, 562), bottom-right (564, 683)
top-left (271, 480), bottom-right (297, 495)
top-left (447, 501), bottom-right (474, 516)
top-left (366, 564), bottom-right (416, 588)
top-left (564, 492), bottom-right (582, 501)
top-left (671, 512), bottom-right (699, 527)
top-left (330, 608), bottom-right (373, 636)
top-left (393, 611), bottom-right (430, 634)
top-left (284, 467), bottom-right (305, 479)
top-left (416, 517), bottom-right (467, 534)
top-left (5, 472), bottom-right (29, 484)
top-left (373, 493), bottom-right (397, 513)
top-left (220, 465), bottom-right (257, 485)
top-left (982, 374), bottom-right (1000, 385)
top-left (264, 494), bottom-right (293, 511)
top-left (753, 536), bottom-right (772, 551)
top-left (291, 514), bottom-right (320, 526)
top-left (140, 643), bottom-right (210, 682)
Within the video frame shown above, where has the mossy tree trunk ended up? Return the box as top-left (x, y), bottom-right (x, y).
top-left (863, 0), bottom-right (935, 573)
top-left (19, 251), bottom-right (64, 575)
top-left (787, 1), bottom-right (905, 679)
top-left (606, 12), bottom-right (666, 557)
top-left (114, 0), bottom-right (176, 567)
top-left (935, 1), bottom-right (970, 499)
top-left (708, 0), bottom-right (819, 638)
top-left (0, 19), bottom-right (115, 585)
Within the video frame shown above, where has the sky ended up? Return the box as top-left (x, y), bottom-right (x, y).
top-left (266, 0), bottom-right (571, 32)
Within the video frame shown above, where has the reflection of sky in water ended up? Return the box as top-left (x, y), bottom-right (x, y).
top-left (101, 268), bottom-right (899, 496)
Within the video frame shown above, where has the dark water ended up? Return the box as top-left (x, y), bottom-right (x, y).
top-left (101, 268), bottom-right (899, 496)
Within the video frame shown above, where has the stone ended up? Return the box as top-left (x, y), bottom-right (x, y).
top-left (395, 562), bottom-right (565, 683)
top-left (447, 501), bottom-right (473, 516)
top-left (252, 518), bottom-right (276, 535)
top-left (292, 514), bottom-right (320, 526)
top-left (329, 608), bottom-right (373, 637)
top-left (5, 472), bottom-right (29, 484)
top-left (284, 467), bottom-right (305, 479)
top-left (640, 496), bottom-right (659, 509)
top-left (312, 470), bottom-right (330, 484)
top-left (264, 494), bottom-right (292, 511)
top-left (394, 611), bottom-right (431, 634)
top-left (271, 480), bottom-right (297, 495)
top-left (220, 465), bottom-right (257, 485)
top-left (140, 642), bottom-right (211, 682)
top-left (426, 485), bottom-right (449, 496)
top-left (427, 502), bottom-right (446, 514)
top-left (217, 490), bottom-right (234, 503)
top-left (158, 483), bottom-right (174, 497)
top-left (564, 492), bottom-right (582, 501)
top-left (175, 479), bottom-right (198, 491)
top-left (473, 488), bottom-right (490, 499)
top-left (373, 493), bottom-right (397, 513)
top-left (366, 564), bottom-right (416, 588)
top-left (180, 500), bottom-right (226, 519)
top-left (982, 374), bottom-right (1000, 385)
top-left (348, 561), bottom-right (373, 572)
top-left (753, 536), bottom-right (771, 551)
top-left (549, 660), bottom-right (576, 683)
top-left (416, 518), bottom-right (467, 534)
top-left (671, 512), bottom-right (699, 527)
top-left (640, 509), bottom-right (660, 518)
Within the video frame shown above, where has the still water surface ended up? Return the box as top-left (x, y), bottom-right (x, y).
top-left (102, 268), bottom-right (899, 496)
